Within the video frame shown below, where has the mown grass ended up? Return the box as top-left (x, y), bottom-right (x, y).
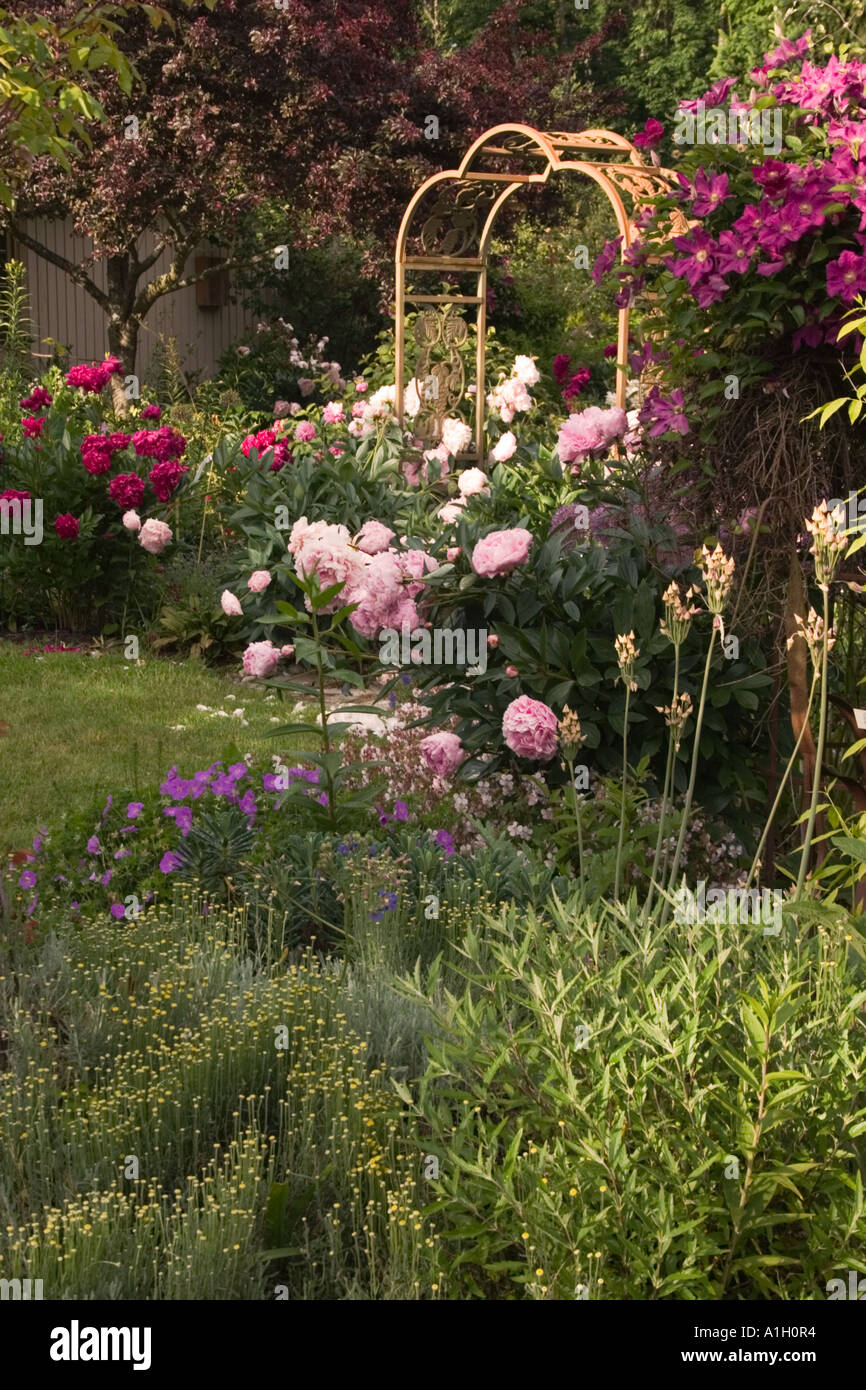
top-left (0, 642), bottom-right (287, 848)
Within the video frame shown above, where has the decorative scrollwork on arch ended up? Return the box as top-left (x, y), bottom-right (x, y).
top-left (419, 182), bottom-right (496, 259)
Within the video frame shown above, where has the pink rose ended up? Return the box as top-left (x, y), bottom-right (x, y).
top-left (471, 527), bottom-right (532, 578)
top-left (138, 518), bottom-right (173, 555)
top-left (502, 695), bottom-right (559, 761)
top-left (294, 421), bottom-right (316, 442)
top-left (420, 731), bottom-right (465, 778)
top-left (248, 570), bottom-right (272, 593)
top-left (122, 509), bottom-right (141, 532)
top-left (492, 431), bottom-right (517, 462)
top-left (221, 590), bottom-right (243, 616)
top-left (355, 519), bottom-right (395, 555)
top-left (242, 640), bottom-right (280, 678)
top-left (457, 467), bottom-right (489, 498)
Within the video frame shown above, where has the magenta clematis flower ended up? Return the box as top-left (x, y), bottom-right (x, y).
top-left (689, 169), bottom-right (730, 217)
top-left (667, 229), bottom-right (718, 289)
top-left (591, 236), bottom-right (622, 285)
top-left (633, 118), bottom-right (664, 149)
top-left (827, 250), bottom-right (866, 302)
top-left (715, 229), bottom-right (752, 276)
top-left (639, 387), bottom-right (690, 438)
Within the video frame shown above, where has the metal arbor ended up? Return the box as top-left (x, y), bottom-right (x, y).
top-left (394, 123), bottom-right (679, 463)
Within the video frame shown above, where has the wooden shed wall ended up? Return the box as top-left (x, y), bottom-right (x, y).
top-left (8, 217), bottom-right (258, 383)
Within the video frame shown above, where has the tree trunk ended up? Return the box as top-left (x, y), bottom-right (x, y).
top-left (105, 252), bottom-right (141, 414)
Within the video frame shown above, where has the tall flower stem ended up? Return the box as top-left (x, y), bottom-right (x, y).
top-left (565, 756), bottom-right (586, 898)
top-left (310, 605), bottom-right (337, 832)
top-left (644, 646), bottom-right (680, 921)
top-left (794, 587), bottom-right (830, 897)
top-left (662, 627), bottom-right (718, 923)
top-left (614, 686), bottom-right (631, 902)
top-left (744, 667), bottom-right (820, 894)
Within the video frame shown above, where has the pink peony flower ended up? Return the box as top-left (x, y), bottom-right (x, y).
top-left (20, 386), bottom-right (52, 411)
top-left (506, 665), bottom-right (519, 678)
top-left (138, 518), bottom-right (173, 555)
top-left (294, 420), bottom-right (316, 442)
top-left (298, 377), bottom-right (315, 396)
top-left (141, 403), bottom-right (162, 421)
top-left (108, 473), bottom-right (145, 509)
top-left (513, 355), bottom-right (540, 386)
top-left (355, 519), bottom-right (395, 555)
top-left (132, 426), bottom-right (186, 462)
top-left (280, 644), bottom-right (295, 658)
top-left (492, 431), bottom-right (517, 462)
top-left (22, 415), bottom-right (44, 438)
top-left (322, 400), bottom-right (344, 424)
top-left (288, 514), bottom-right (367, 611)
top-left (502, 695), bottom-right (559, 760)
top-left (54, 513), bottom-right (79, 540)
top-left (457, 467), bottom-right (489, 497)
top-left (557, 405), bottom-right (627, 465)
top-left (65, 356), bottom-right (123, 393)
top-left (487, 634), bottom-right (499, 648)
top-left (446, 546), bottom-right (462, 561)
top-left (471, 527), bottom-right (532, 578)
top-left (149, 460), bottom-right (188, 501)
top-left (273, 400), bottom-right (291, 418)
top-left (419, 731), bottom-right (465, 778)
top-left (441, 417), bottom-right (473, 456)
top-left (247, 570), bottom-right (272, 593)
top-left (221, 590), bottom-right (243, 616)
top-left (438, 499), bottom-right (467, 525)
top-left (122, 510), bottom-right (141, 532)
top-left (242, 640), bottom-right (280, 678)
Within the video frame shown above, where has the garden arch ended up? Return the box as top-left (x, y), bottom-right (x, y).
top-left (395, 123), bottom-right (680, 462)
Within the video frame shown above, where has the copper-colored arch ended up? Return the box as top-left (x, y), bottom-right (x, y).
top-left (395, 123), bottom-right (676, 462)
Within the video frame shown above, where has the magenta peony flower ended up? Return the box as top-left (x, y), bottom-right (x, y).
top-left (22, 415), bottom-right (44, 438)
top-left (294, 420), bottom-right (316, 442)
top-left (66, 356), bottom-right (123, 392)
top-left (221, 590), bottom-right (243, 615)
top-left (471, 527), bottom-right (532, 578)
top-left (20, 386), bottom-right (52, 411)
top-left (54, 513), bottom-right (79, 540)
top-left (132, 426), bottom-right (186, 462)
top-left (420, 731), bottom-right (465, 778)
top-left (502, 695), bottom-right (559, 761)
top-left (108, 473), bottom-right (145, 509)
top-left (149, 460), bottom-right (188, 501)
top-left (242, 640), bottom-right (280, 678)
top-left (138, 518), bottom-right (172, 555)
top-left (247, 570), bottom-right (272, 593)
top-left (355, 519), bottom-right (395, 554)
top-left (122, 509), bottom-right (141, 531)
top-left (141, 403), bottom-right (162, 420)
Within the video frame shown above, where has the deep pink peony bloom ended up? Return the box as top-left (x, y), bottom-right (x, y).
top-left (132, 426), bottom-right (186, 462)
top-left (242, 640), bottom-right (280, 678)
top-left (502, 695), bottom-right (559, 761)
top-left (552, 353), bottom-right (571, 385)
top-left (66, 356), bottom-right (123, 392)
top-left (149, 460), bottom-right (188, 501)
top-left (108, 472), bottom-right (145, 509)
top-left (419, 731), bottom-right (465, 778)
top-left (54, 513), bottom-right (79, 540)
top-left (471, 527), bottom-right (533, 578)
top-left (294, 421), bottom-right (316, 442)
top-left (20, 386), bottom-right (52, 411)
top-left (322, 400), bottom-right (344, 424)
top-left (141, 404), bottom-right (162, 420)
top-left (21, 415), bottom-right (44, 437)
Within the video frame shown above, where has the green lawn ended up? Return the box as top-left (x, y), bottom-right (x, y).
top-left (0, 643), bottom-right (296, 848)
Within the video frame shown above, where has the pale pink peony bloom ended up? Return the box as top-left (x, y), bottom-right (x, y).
top-left (502, 695), bottom-right (559, 760)
top-left (506, 665), bottom-right (519, 678)
top-left (446, 546), bottom-right (462, 562)
top-left (513, 355), bottom-right (540, 386)
top-left (242, 640), bottom-right (280, 678)
top-left (122, 509), bottom-right (141, 532)
top-left (273, 400), bottom-right (291, 418)
top-left (457, 467), bottom-right (489, 498)
top-left (287, 515), bottom-right (366, 610)
top-left (441, 417), bottom-right (473, 456)
top-left (355, 519), bottom-right (395, 555)
top-left (138, 518), bottom-right (172, 555)
top-left (492, 431), bottom-right (517, 462)
top-left (248, 570), bottom-right (272, 593)
top-left (322, 400), bottom-right (344, 424)
top-left (420, 731), bottom-right (465, 778)
top-left (221, 590), bottom-right (243, 616)
top-left (438, 499), bottom-right (467, 525)
top-left (487, 634), bottom-right (500, 648)
top-left (294, 421), bottom-right (316, 442)
top-left (557, 405), bottom-right (627, 465)
top-left (281, 644), bottom-right (295, 658)
top-left (298, 377), bottom-right (315, 396)
top-left (471, 527), bottom-right (532, 578)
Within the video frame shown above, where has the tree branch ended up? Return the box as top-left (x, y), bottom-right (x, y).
top-left (7, 219), bottom-right (111, 312)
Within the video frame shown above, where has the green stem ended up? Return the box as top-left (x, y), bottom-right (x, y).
top-left (662, 626), bottom-right (718, 923)
top-left (614, 686), bottom-right (631, 902)
top-left (744, 667), bottom-right (820, 893)
top-left (795, 587), bottom-right (830, 897)
top-left (566, 756), bottom-right (585, 898)
top-left (310, 606), bottom-right (337, 832)
top-left (644, 644), bottom-right (680, 921)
